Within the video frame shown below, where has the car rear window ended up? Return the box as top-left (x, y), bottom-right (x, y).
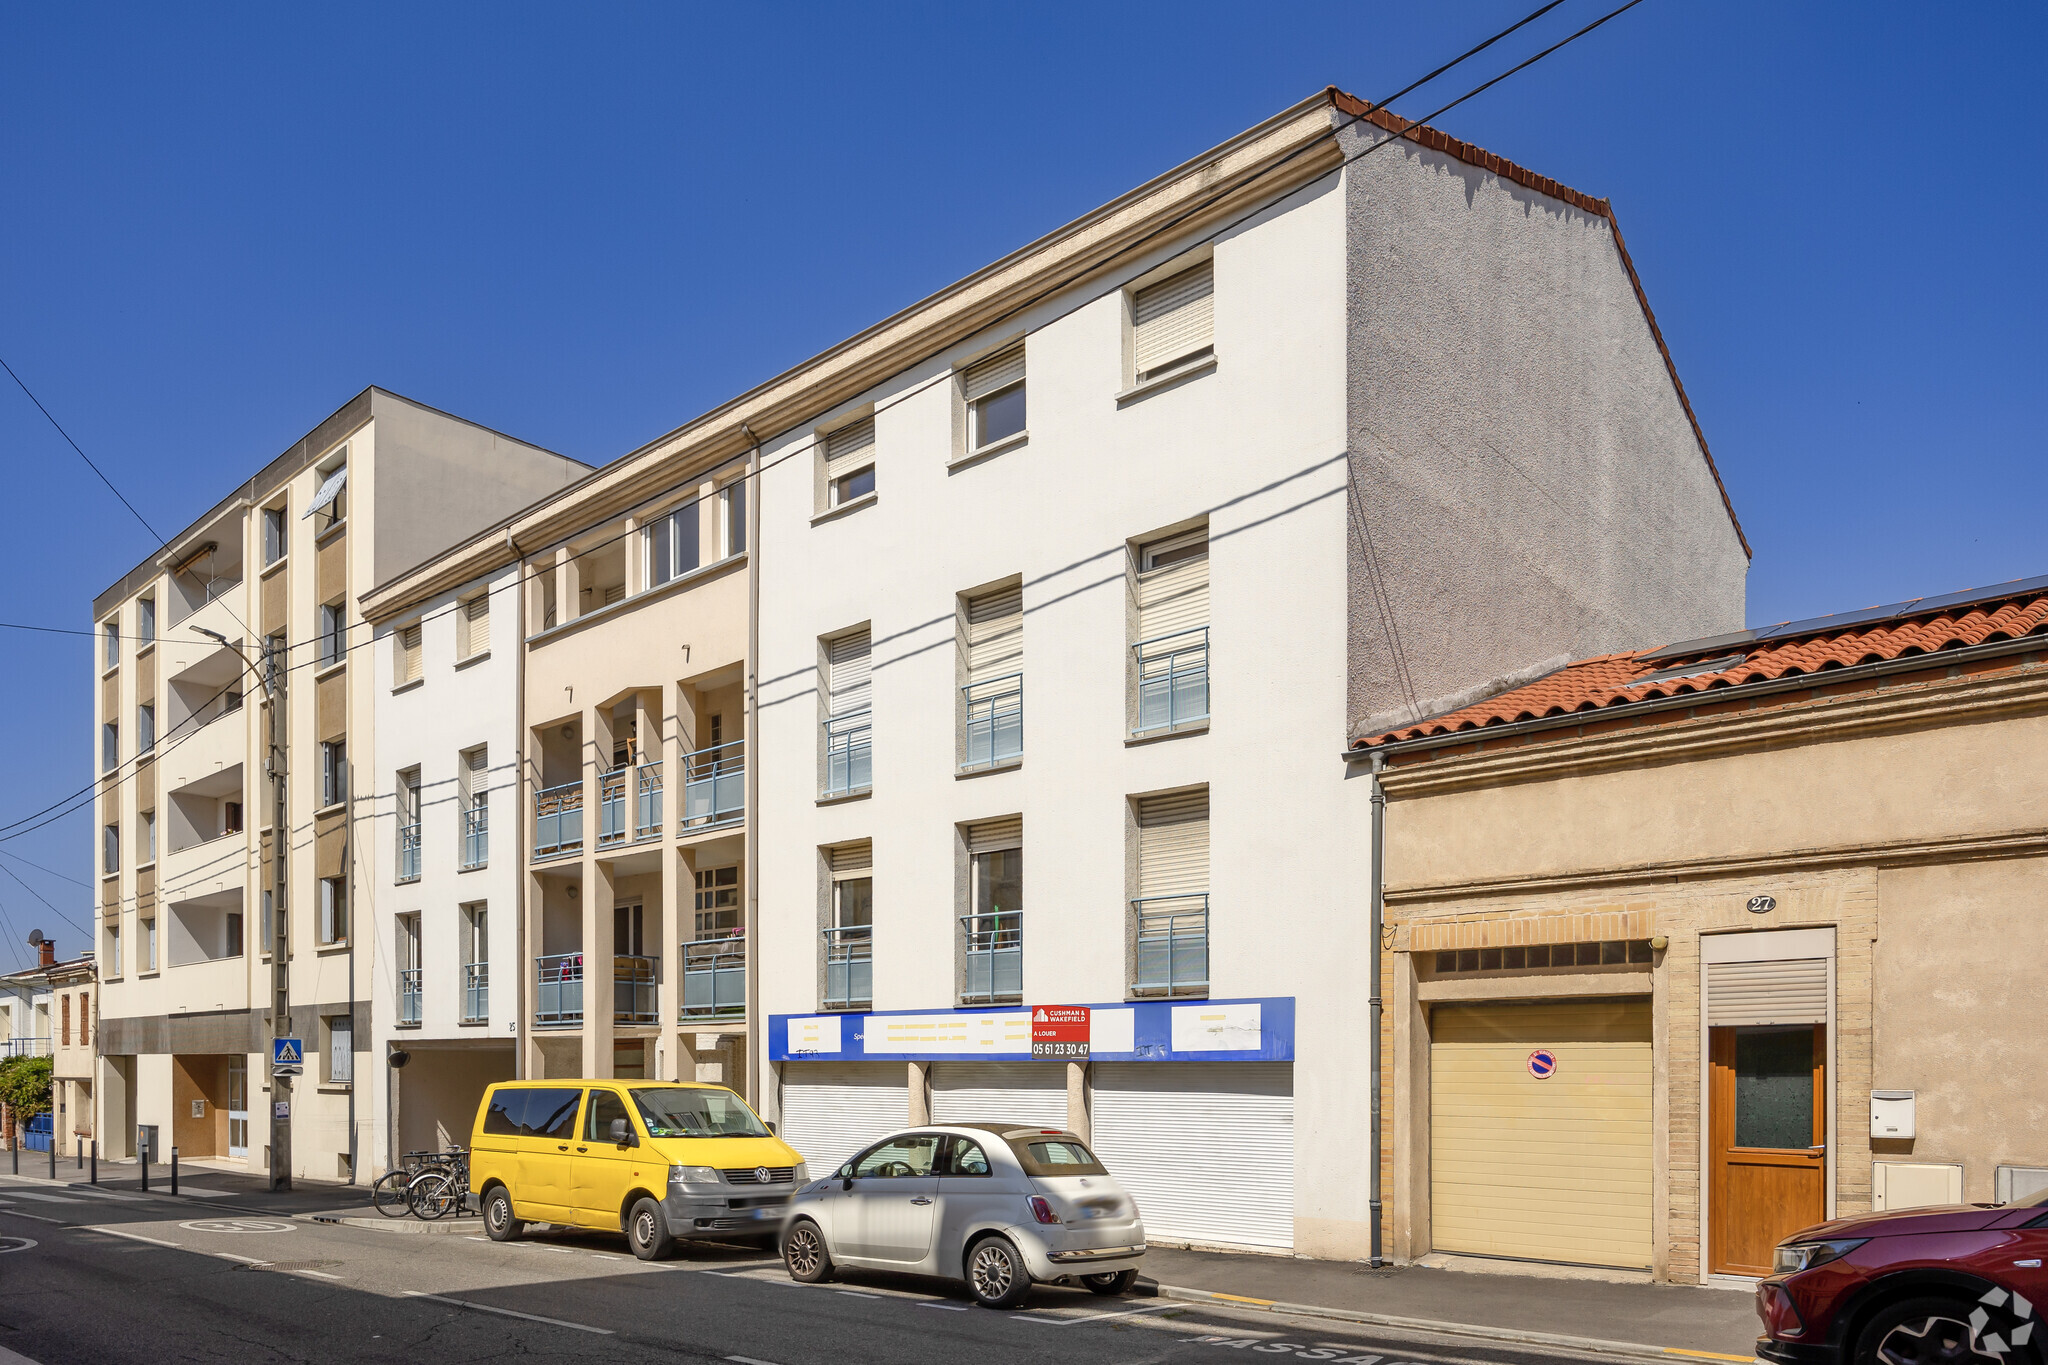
top-left (482, 1087), bottom-right (582, 1138)
top-left (1008, 1135), bottom-right (1108, 1177)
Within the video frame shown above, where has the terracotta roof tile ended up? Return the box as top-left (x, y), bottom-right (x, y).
top-left (1355, 581), bottom-right (2048, 748)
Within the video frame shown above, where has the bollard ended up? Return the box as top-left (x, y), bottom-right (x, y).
top-left (9, 1132), bottom-right (15, 1176)
top-left (171, 1147), bottom-right (179, 1196)
top-left (49, 1134), bottom-right (55, 1181)
top-left (91, 1141), bottom-right (97, 1185)
top-left (76, 1137), bottom-right (83, 1170)
top-left (140, 1145), bottom-right (148, 1193)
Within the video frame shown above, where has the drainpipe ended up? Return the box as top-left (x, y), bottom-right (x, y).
top-left (1368, 750), bottom-right (1387, 1268)
top-left (739, 425), bottom-right (763, 1110)
top-left (346, 759), bottom-right (357, 1183)
top-left (508, 530), bottom-right (527, 1080)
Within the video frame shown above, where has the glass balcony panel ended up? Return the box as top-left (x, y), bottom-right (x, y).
top-left (682, 739), bottom-right (746, 829)
top-left (634, 763), bottom-right (663, 839)
top-left (959, 912), bottom-right (1022, 1004)
top-left (961, 675), bottom-right (1023, 770)
top-left (462, 806), bottom-right (489, 869)
top-left (1131, 894), bottom-right (1209, 996)
top-left (397, 824), bottom-right (421, 882)
top-left (822, 925), bottom-right (873, 1008)
top-left (398, 968), bottom-right (422, 1026)
top-left (533, 783), bottom-right (583, 858)
top-left (462, 962), bottom-right (489, 1022)
top-left (822, 711), bottom-right (872, 798)
top-left (614, 954), bottom-right (660, 1025)
top-left (1132, 628), bottom-right (1210, 736)
top-left (598, 769), bottom-right (628, 846)
top-left (535, 952), bottom-right (584, 1025)
top-left (681, 938), bottom-right (746, 1018)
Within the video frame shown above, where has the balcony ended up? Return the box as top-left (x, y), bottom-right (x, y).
top-left (615, 955), bottom-right (660, 1025)
top-left (681, 937), bottom-right (745, 1019)
top-left (463, 962), bottom-right (488, 1023)
top-left (960, 911), bottom-right (1022, 1005)
top-left (635, 763), bottom-right (663, 840)
top-left (598, 768), bottom-right (627, 846)
top-left (1131, 894), bottom-right (1209, 996)
top-left (534, 782), bottom-right (583, 859)
top-left (535, 952), bottom-right (583, 1026)
top-left (1132, 626), bottom-right (1209, 735)
top-left (822, 710), bottom-right (871, 798)
top-left (397, 968), bottom-right (422, 1026)
top-left (396, 824), bottom-right (421, 883)
top-left (0, 1039), bottom-right (50, 1059)
top-left (962, 675), bottom-right (1022, 770)
top-left (822, 925), bottom-right (872, 1009)
top-left (682, 740), bottom-right (744, 830)
top-left (462, 806), bottom-right (488, 869)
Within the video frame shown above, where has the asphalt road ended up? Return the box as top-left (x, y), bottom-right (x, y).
top-left (0, 1178), bottom-right (1650, 1365)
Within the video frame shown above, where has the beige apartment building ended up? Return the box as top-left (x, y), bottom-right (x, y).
top-left (91, 388), bottom-right (585, 1178)
top-left (48, 952), bottom-right (97, 1155)
top-left (361, 423), bottom-right (756, 1144)
top-left (1349, 576), bottom-right (2048, 1284)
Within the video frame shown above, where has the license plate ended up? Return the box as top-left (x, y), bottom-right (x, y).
top-left (751, 1206), bottom-right (780, 1220)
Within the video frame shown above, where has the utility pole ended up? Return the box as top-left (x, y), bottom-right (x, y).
top-left (263, 633), bottom-right (291, 1191)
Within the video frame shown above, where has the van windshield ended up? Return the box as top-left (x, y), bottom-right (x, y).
top-left (631, 1087), bottom-right (769, 1139)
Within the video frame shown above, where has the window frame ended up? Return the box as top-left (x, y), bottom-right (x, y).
top-left (1125, 254), bottom-right (1217, 387)
top-left (318, 876), bottom-right (348, 945)
top-left (137, 596), bottom-right (156, 645)
top-left (960, 342), bottom-right (1027, 456)
top-left (102, 823), bottom-right (120, 877)
top-left (318, 602), bottom-right (346, 671)
top-left (262, 503), bottom-right (288, 566)
top-left (103, 619), bottom-right (120, 672)
top-left (320, 740), bottom-right (347, 809)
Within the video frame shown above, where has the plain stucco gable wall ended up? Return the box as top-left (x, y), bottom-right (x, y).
top-left (1339, 122), bottom-right (1747, 738)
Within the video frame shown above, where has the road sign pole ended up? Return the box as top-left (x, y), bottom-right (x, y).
top-left (265, 636), bottom-right (292, 1192)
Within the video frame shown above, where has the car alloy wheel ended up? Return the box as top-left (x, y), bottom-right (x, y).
top-left (967, 1236), bottom-right (1029, 1308)
top-left (783, 1220), bottom-right (832, 1283)
top-left (1872, 1311), bottom-right (2007, 1364)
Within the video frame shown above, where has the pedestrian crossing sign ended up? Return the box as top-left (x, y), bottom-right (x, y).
top-left (272, 1037), bottom-right (304, 1073)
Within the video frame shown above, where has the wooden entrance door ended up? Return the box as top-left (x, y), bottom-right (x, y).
top-left (1709, 1024), bottom-right (1826, 1275)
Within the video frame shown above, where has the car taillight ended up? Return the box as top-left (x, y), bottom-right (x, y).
top-left (1027, 1196), bottom-right (1060, 1225)
top-left (1756, 1283), bottom-right (1805, 1340)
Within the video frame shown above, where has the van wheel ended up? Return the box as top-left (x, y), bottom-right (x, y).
top-left (1853, 1297), bottom-right (2005, 1365)
top-left (628, 1197), bottom-right (676, 1261)
top-left (483, 1187), bottom-right (522, 1242)
top-left (783, 1219), bottom-right (833, 1283)
top-left (967, 1235), bottom-right (1032, 1309)
top-left (1082, 1269), bottom-right (1139, 1296)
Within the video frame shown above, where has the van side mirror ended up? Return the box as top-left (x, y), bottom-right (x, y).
top-left (609, 1118), bottom-right (636, 1147)
top-left (765, 1120), bottom-right (777, 1136)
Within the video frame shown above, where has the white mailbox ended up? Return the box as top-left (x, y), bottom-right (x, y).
top-left (1871, 1090), bottom-right (1916, 1139)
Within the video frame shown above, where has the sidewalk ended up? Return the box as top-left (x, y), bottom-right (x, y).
top-left (1140, 1246), bottom-right (1760, 1361)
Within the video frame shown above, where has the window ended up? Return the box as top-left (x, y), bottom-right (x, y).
top-left (396, 767), bottom-right (421, 882)
top-left (853, 1134), bottom-right (941, 1178)
top-left (461, 903), bottom-right (488, 1023)
top-left (397, 912), bottom-right (422, 1025)
top-left (457, 593), bottom-right (490, 659)
top-left (103, 823), bottom-right (120, 876)
top-left (138, 703), bottom-right (156, 754)
top-left (105, 925), bottom-right (122, 979)
top-left (823, 417), bottom-right (876, 508)
top-left (1130, 259), bottom-right (1215, 382)
top-left (1132, 787), bottom-right (1209, 997)
top-left (261, 889), bottom-right (274, 957)
top-left (321, 740), bottom-right (347, 808)
top-left (824, 842), bottom-right (872, 1009)
top-left (223, 801), bottom-right (243, 835)
top-left (396, 622), bottom-right (423, 686)
top-left (720, 480), bottom-right (747, 557)
top-left (60, 995), bottom-right (70, 1048)
top-left (694, 865), bottom-right (741, 938)
top-left (483, 1087), bottom-right (582, 1138)
top-left (318, 602), bottom-right (345, 670)
top-left (80, 991), bottom-right (90, 1047)
top-left (822, 629), bottom-right (872, 796)
top-left (646, 501), bottom-right (701, 590)
top-left (460, 747), bottom-right (489, 868)
top-left (941, 1136), bottom-right (991, 1177)
top-left (306, 460), bottom-right (347, 534)
top-left (613, 901), bottom-right (646, 957)
top-left (962, 343), bottom-right (1026, 452)
top-left (226, 911), bottom-right (244, 958)
top-left (102, 722), bottom-right (118, 773)
top-left (1132, 526), bottom-right (1210, 734)
top-left (319, 876), bottom-right (348, 944)
top-left (584, 1088), bottom-right (631, 1142)
top-left (1432, 941), bottom-right (1654, 973)
top-left (263, 504), bottom-right (287, 565)
top-left (326, 1013), bottom-right (354, 1084)
top-left (141, 810), bottom-right (155, 863)
top-left (963, 817), bottom-right (1022, 1004)
top-left (142, 915), bottom-right (158, 972)
top-left (137, 596), bottom-right (155, 644)
top-left (103, 620), bottom-right (119, 670)
top-left (961, 582), bottom-right (1023, 769)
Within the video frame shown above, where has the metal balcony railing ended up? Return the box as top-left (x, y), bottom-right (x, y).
top-left (598, 768), bottom-right (628, 846)
top-left (463, 962), bottom-right (488, 1023)
top-left (822, 925), bottom-right (872, 1009)
top-left (681, 937), bottom-right (746, 1018)
top-left (0, 1038), bottom-right (51, 1058)
top-left (397, 823), bottom-right (421, 883)
top-left (635, 763), bottom-right (663, 839)
top-left (462, 804), bottom-right (488, 869)
top-left (682, 739), bottom-right (745, 830)
top-left (398, 968), bottom-right (422, 1026)
top-left (535, 952), bottom-right (584, 1025)
top-left (534, 782), bottom-right (583, 858)
top-left (962, 674), bottom-right (1023, 770)
top-left (1132, 626), bottom-right (1210, 735)
top-left (822, 709), bottom-right (871, 798)
top-left (960, 911), bottom-right (1022, 1004)
top-left (1132, 893), bottom-right (1209, 996)
top-left (615, 954), bottom-right (660, 1025)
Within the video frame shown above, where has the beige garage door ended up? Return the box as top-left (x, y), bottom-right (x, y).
top-left (1431, 999), bottom-right (1652, 1270)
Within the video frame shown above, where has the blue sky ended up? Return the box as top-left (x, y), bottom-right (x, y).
top-left (2, 3), bottom-right (2043, 955)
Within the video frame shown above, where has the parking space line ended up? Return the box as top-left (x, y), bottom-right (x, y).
top-left (213, 1253), bottom-right (268, 1265)
top-left (836, 1290), bottom-right (878, 1299)
top-left (916, 1302), bottom-right (970, 1311)
top-left (401, 1292), bottom-right (614, 1335)
top-left (83, 1226), bottom-right (180, 1248)
top-left (726, 1356), bottom-right (784, 1365)
top-left (293, 1270), bottom-right (344, 1280)
top-left (1014, 1304), bottom-right (1182, 1327)
top-left (0, 1210), bottom-right (66, 1226)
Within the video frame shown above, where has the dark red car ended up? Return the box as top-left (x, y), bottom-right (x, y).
top-left (1756, 1189), bottom-right (2048, 1364)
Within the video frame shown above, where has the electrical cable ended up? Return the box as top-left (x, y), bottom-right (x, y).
top-left (1, 354), bottom-right (163, 543)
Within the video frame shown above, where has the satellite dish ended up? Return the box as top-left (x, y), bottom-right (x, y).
top-left (26, 931), bottom-right (43, 946)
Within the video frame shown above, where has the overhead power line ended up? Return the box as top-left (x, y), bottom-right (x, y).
top-left (1, 354), bottom-right (163, 543)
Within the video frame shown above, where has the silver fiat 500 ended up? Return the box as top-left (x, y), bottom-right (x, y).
top-left (780, 1123), bottom-right (1146, 1308)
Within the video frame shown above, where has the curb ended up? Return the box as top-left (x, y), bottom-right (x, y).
top-left (1152, 1284), bottom-right (1754, 1363)
top-left (300, 1213), bottom-right (481, 1235)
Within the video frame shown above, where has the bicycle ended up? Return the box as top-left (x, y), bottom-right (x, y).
top-left (371, 1148), bottom-right (466, 1219)
top-left (404, 1148), bottom-right (470, 1221)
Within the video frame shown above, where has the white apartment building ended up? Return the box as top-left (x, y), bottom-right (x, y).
top-left (370, 561), bottom-right (523, 1163)
top-left (750, 90), bottom-right (1749, 1257)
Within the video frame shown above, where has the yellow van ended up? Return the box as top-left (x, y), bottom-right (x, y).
top-left (469, 1079), bottom-right (805, 1259)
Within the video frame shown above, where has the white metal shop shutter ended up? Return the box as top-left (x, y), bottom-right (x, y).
top-left (1706, 959), bottom-right (1828, 1026)
top-left (1135, 789), bottom-right (1208, 897)
top-left (1132, 261), bottom-right (1214, 377)
top-left (1136, 532), bottom-right (1209, 640)
top-left (828, 631), bottom-right (872, 714)
top-left (929, 1062), bottom-right (1068, 1130)
top-left (1090, 1062), bottom-right (1294, 1250)
top-left (779, 1061), bottom-right (907, 1175)
top-left (963, 585), bottom-right (1023, 686)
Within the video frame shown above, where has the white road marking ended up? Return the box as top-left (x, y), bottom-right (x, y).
top-left (293, 1269), bottom-right (345, 1280)
top-left (213, 1252), bottom-right (268, 1265)
top-left (0, 1210), bottom-right (65, 1226)
top-left (727, 1356), bottom-right (785, 1365)
top-left (83, 1226), bottom-right (180, 1248)
top-left (589, 1253), bottom-right (620, 1261)
top-left (5, 1194), bottom-right (83, 1204)
top-left (836, 1290), bottom-right (878, 1298)
top-left (1014, 1303), bottom-right (1182, 1327)
top-left (401, 1292), bottom-right (614, 1335)
top-left (916, 1302), bottom-right (970, 1311)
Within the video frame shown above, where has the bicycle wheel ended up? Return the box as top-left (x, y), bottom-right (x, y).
top-left (371, 1170), bottom-right (414, 1219)
top-left (409, 1171), bottom-right (460, 1221)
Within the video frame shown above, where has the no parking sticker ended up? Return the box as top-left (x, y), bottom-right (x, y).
top-left (1527, 1050), bottom-right (1558, 1079)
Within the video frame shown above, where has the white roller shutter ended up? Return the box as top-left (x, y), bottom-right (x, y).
top-left (828, 630), bottom-right (872, 714)
top-left (961, 344), bottom-right (1025, 401)
top-left (929, 1062), bottom-right (1067, 1130)
top-left (828, 842), bottom-right (871, 874)
top-left (824, 417), bottom-right (876, 483)
top-left (1707, 959), bottom-right (1828, 1026)
top-left (1090, 1062), bottom-right (1293, 1250)
top-left (1135, 789), bottom-right (1208, 897)
top-left (963, 816), bottom-right (1022, 854)
top-left (963, 584), bottom-right (1023, 686)
top-left (460, 594), bottom-right (490, 657)
top-left (779, 1061), bottom-right (907, 1175)
top-left (1132, 261), bottom-right (1214, 378)
top-left (1136, 530), bottom-right (1209, 641)
top-left (397, 624), bottom-right (422, 684)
